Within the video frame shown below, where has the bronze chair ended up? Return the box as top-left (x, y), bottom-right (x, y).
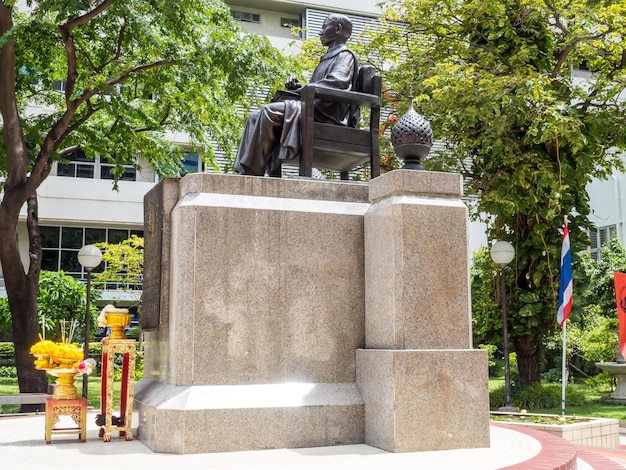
top-left (282, 66), bottom-right (382, 180)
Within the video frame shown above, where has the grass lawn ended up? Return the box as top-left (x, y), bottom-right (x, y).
top-left (489, 376), bottom-right (626, 423)
top-left (0, 376), bottom-right (121, 414)
top-left (530, 401), bottom-right (626, 421)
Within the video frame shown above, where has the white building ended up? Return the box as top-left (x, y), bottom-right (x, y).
top-left (2, 0), bottom-right (624, 305)
top-left (587, 173), bottom-right (626, 259)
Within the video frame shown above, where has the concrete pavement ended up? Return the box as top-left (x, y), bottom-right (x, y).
top-left (1, 411), bottom-right (625, 469)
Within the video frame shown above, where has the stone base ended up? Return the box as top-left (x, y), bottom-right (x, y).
top-left (356, 349), bottom-right (490, 452)
top-left (596, 362), bottom-right (626, 400)
top-left (134, 379), bottom-right (364, 453)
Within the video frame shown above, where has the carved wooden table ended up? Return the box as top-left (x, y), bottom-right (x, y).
top-left (45, 397), bottom-right (87, 444)
top-left (99, 338), bottom-right (135, 442)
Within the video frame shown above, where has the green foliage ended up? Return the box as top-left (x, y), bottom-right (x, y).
top-left (113, 352), bottom-right (143, 381)
top-left (93, 235), bottom-right (144, 288)
top-left (36, 271), bottom-right (88, 336)
top-left (489, 384), bottom-right (506, 408)
top-left (477, 240), bottom-right (624, 382)
top-left (545, 305), bottom-right (618, 369)
top-left (541, 368), bottom-right (564, 384)
top-left (576, 309), bottom-right (618, 363)
top-left (124, 326), bottom-right (141, 340)
top-left (0, 299), bottom-right (9, 334)
top-left (367, 0), bottom-right (626, 386)
top-left (88, 342), bottom-right (102, 357)
top-left (0, 366), bottom-right (17, 378)
top-left (585, 371), bottom-right (616, 393)
top-left (490, 383), bottom-right (588, 409)
top-left (471, 249), bottom-right (501, 346)
top-left (579, 239), bottom-right (626, 316)
top-left (0, 271), bottom-right (100, 340)
top-left (542, 239), bottom-right (626, 375)
top-left (491, 413), bottom-right (590, 425)
top-left (477, 344), bottom-right (498, 374)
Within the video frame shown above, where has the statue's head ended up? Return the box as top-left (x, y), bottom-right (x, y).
top-left (320, 14), bottom-right (352, 45)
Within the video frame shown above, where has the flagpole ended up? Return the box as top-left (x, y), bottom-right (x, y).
top-left (558, 216), bottom-right (572, 417)
top-left (561, 320), bottom-right (567, 416)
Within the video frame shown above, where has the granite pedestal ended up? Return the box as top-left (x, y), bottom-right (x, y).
top-left (358, 171), bottom-right (490, 452)
top-left (136, 170), bottom-right (489, 454)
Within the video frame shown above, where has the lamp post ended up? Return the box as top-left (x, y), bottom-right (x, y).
top-left (78, 245), bottom-right (102, 400)
top-left (490, 240), bottom-right (515, 409)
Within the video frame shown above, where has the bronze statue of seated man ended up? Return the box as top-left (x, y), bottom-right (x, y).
top-left (234, 14), bottom-right (357, 176)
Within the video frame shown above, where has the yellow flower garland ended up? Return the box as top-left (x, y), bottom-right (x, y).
top-left (30, 339), bottom-right (84, 369)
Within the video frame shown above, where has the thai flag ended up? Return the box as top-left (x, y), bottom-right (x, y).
top-left (557, 219), bottom-right (573, 326)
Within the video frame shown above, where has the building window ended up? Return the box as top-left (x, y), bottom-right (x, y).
top-left (57, 149), bottom-right (137, 181)
top-left (281, 18), bottom-right (301, 28)
top-left (40, 226), bottom-right (143, 279)
top-left (100, 161), bottom-right (137, 181)
top-left (57, 148), bottom-right (94, 178)
top-left (588, 225), bottom-right (617, 260)
top-left (155, 150), bottom-right (204, 177)
top-left (231, 10), bottom-right (260, 23)
top-left (182, 152), bottom-right (203, 174)
top-left (52, 80), bottom-right (66, 92)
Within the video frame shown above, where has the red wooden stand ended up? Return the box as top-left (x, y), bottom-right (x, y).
top-left (98, 338), bottom-right (136, 442)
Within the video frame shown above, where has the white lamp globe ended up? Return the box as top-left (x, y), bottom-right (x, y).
top-left (78, 245), bottom-right (102, 270)
top-left (490, 240), bottom-right (515, 268)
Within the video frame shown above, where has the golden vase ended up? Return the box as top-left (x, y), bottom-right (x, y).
top-left (46, 368), bottom-right (79, 400)
top-left (105, 312), bottom-right (133, 339)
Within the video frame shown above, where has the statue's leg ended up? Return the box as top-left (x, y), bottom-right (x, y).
top-left (234, 111), bottom-right (259, 174)
top-left (267, 147), bottom-right (282, 177)
top-left (235, 103), bottom-right (286, 175)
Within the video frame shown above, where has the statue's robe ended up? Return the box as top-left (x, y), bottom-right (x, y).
top-left (234, 45), bottom-right (357, 175)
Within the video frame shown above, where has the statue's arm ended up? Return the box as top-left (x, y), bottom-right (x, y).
top-left (284, 76), bottom-right (302, 90)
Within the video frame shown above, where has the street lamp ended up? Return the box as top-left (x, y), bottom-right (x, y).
top-left (490, 240), bottom-right (515, 409)
top-left (78, 244), bottom-right (102, 400)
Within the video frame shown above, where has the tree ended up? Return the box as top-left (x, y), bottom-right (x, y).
top-left (93, 234), bottom-right (144, 290)
top-left (470, 248), bottom-right (501, 348)
top-left (580, 238), bottom-right (626, 315)
top-left (544, 239), bottom-right (626, 379)
top-left (364, 0), bottom-right (626, 386)
top-left (0, 0), bottom-right (289, 393)
top-left (0, 270), bottom-right (100, 341)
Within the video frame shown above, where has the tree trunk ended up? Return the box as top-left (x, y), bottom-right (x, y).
top-left (0, 193), bottom-right (47, 397)
top-left (513, 335), bottom-right (542, 388)
top-left (1, 4), bottom-right (64, 401)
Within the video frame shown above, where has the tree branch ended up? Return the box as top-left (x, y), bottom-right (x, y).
top-left (98, 22), bottom-right (127, 72)
top-left (57, 144), bottom-right (81, 156)
top-left (105, 60), bottom-right (178, 88)
top-left (543, 0), bottom-right (572, 37)
top-left (57, 25), bottom-right (78, 103)
top-left (58, 104), bottom-right (98, 142)
top-left (62, 0), bottom-right (115, 31)
top-left (134, 103), bottom-right (172, 132)
top-left (58, 0), bottom-right (115, 102)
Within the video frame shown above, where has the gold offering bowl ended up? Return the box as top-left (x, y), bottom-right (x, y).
top-left (105, 312), bottom-right (133, 339)
top-left (45, 368), bottom-right (80, 399)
